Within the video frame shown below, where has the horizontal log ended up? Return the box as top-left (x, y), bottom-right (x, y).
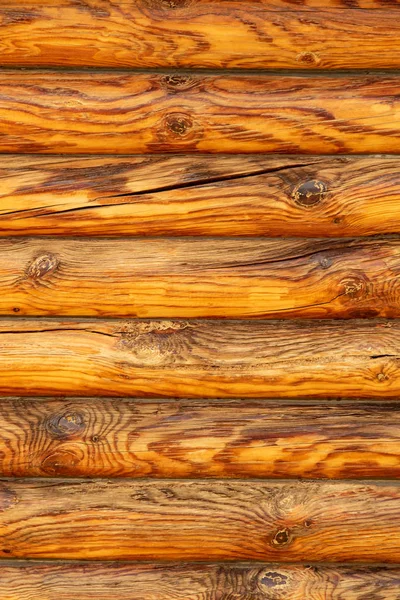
top-left (3, 237), bottom-right (400, 318)
top-left (3, 155), bottom-right (400, 237)
top-left (2, 398), bottom-right (400, 479)
top-left (1, 72), bottom-right (400, 154)
top-left (1, 563), bottom-right (400, 600)
top-left (0, 479), bottom-right (399, 561)
top-left (0, 319), bottom-right (398, 398)
top-left (1, 2), bottom-right (400, 70)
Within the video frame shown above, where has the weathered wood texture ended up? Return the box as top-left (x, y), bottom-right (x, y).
top-left (0, 479), bottom-right (399, 561)
top-left (4, 237), bottom-right (400, 318)
top-left (2, 563), bottom-right (400, 600)
top-left (0, 319), bottom-right (398, 398)
top-left (3, 155), bottom-right (400, 237)
top-left (2, 398), bottom-right (400, 479)
top-left (2, 1), bottom-right (400, 70)
top-left (1, 72), bottom-right (400, 154)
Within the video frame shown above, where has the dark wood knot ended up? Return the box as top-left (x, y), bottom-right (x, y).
top-left (161, 74), bottom-right (196, 92)
top-left (271, 528), bottom-right (292, 548)
top-left (292, 180), bottom-right (327, 207)
top-left (46, 411), bottom-right (85, 440)
top-left (260, 571), bottom-right (288, 589)
top-left (165, 113), bottom-right (193, 137)
top-left (27, 253), bottom-right (59, 280)
top-left (142, 0), bottom-right (191, 11)
top-left (296, 51), bottom-right (320, 65)
top-left (318, 256), bottom-right (332, 270)
top-left (41, 448), bottom-right (82, 476)
top-left (339, 275), bottom-right (367, 300)
top-left (160, 0), bottom-right (189, 8)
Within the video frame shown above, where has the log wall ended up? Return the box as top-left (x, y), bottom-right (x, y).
top-left (0, 1), bottom-right (400, 70)
top-left (0, 398), bottom-right (398, 479)
top-left (2, 1), bottom-right (400, 598)
top-left (0, 72), bottom-right (400, 154)
top-left (1, 155), bottom-right (400, 238)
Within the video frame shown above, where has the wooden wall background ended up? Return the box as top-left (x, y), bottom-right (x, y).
top-left (1, 1), bottom-right (400, 598)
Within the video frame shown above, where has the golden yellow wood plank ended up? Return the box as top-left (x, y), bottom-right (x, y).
top-left (1, 398), bottom-right (399, 479)
top-left (2, 155), bottom-right (400, 237)
top-left (0, 479), bottom-right (399, 561)
top-left (0, 72), bottom-right (400, 154)
top-left (0, 319), bottom-right (397, 398)
top-left (1, 1), bottom-right (400, 69)
top-left (1, 562), bottom-right (399, 600)
top-left (2, 237), bottom-right (400, 318)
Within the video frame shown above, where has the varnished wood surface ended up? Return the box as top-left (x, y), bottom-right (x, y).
top-left (0, 479), bottom-right (399, 561)
top-left (1, 72), bottom-right (400, 154)
top-left (0, 319), bottom-right (399, 398)
top-left (1, 398), bottom-right (400, 479)
top-left (3, 155), bottom-right (400, 237)
top-left (3, 0), bottom-right (400, 587)
top-left (4, 237), bottom-right (400, 318)
top-left (2, 1), bottom-right (400, 70)
top-left (1, 562), bottom-right (400, 600)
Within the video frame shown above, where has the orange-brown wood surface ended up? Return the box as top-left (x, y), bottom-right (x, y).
top-left (1, 398), bottom-right (400, 479)
top-left (1, 72), bottom-right (400, 154)
top-left (2, 0), bottom-right (400, 583)
top-left (1, 562), bottom-right (400, 600)
top-left (3, 155), bottom-right (400, 237)
top-left (1, 1), bottom-right (400, 70)
top-left (3, 237), bottom-right (400, 318)
top-left (0, 479), bottom-right (399, 562)
top-left (0, 319), bottom-right (398, 398)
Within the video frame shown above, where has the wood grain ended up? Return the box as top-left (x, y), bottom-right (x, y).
top-left (0, 318), bottom-right (398, 398)
top-left (4, 237), bottom-right (400, 318)
top-left (3, 155), bottom-right (400, 237)
top-left (1, 563), bottom-right (400, 600)
top-left (1, 398), bottom-right (400, 479)
top-left (0, 479), bottom-right (399, 561)
top-left (1, 72), bottom-right (400, 154)
top-left (2, 1), bottom-right (400, 70)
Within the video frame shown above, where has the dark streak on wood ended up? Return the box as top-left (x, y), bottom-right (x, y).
top-left (2, 155), bottom-right (400, 237)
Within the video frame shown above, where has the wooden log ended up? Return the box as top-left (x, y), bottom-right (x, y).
top-left (3, 155), bottom-right (400, 237)
top-left (0, 319), bottom-right (398, 398)
top-left (1, 72), bottom-right (400, 154)
top-left (1, 2), bottom-right (400, 70)
top-left (1, 398), bottom-right (400, 479)
top-left (3, 237), bottom-right (400, 318)
top-left (1, 562), bottom-right (400, 600)
top-left (0, 479), bottom-right (399, 561)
